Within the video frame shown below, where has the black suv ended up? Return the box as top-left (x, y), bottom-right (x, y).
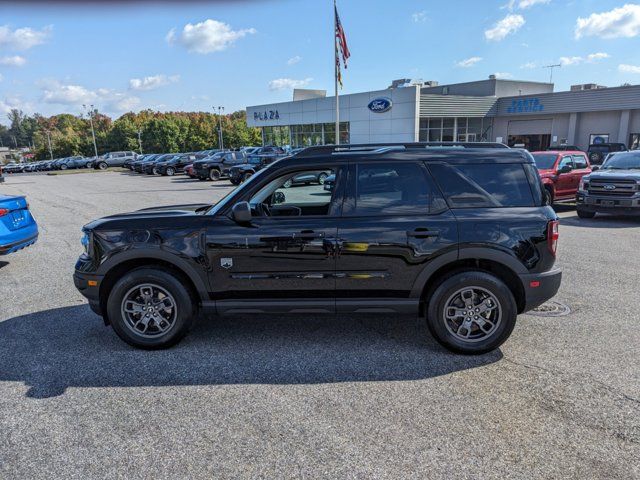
top-left (193, 151), bottom-right (248, 181)
top-left (587, 143), bottom-right (627, 164)
top-left (576, 150), bottom-right (640, 218)
top-left (74, 143), bottom-right (562, 354)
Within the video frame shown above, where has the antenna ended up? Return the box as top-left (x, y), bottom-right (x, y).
top-left (543, 64), bottom-right (561, 84)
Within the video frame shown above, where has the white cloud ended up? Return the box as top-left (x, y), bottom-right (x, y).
top-left (520, 61), bottom-right (537, 69)
top-left (287, 55), bottom-right (302, 66)
top-left (129, 74), bottom-right (180, 91)
top-left (559, 52), bottom-right (610, 66)
top-left (167, 19), bottom-right (256, 54)
top-left (575, 4), bottom-right (640, 39)
top-left (456, 56), bottom-right (483, 68)
top-left (518, 0), bottom-right (550, 9)
top-left (619, 64), bottom-right (640, 74)
top-left (412, 11), bottom-right (427, 22)
top-left (0, 55), bottom-right (27, 67)
top-left (268, 77), bottom-right (313, 91)
top-left (0, 25), bottom-right (51, 50)
top-left (559, 56), bottom-right (583, 66)
top-left (485, 14), bottom-right (525, 41)
top-left (493, 72), bottom-right (514, 79)
top-left (39, 80), bottom-right (140, 112)
top-left (587, 52), bottom-right (610, 62)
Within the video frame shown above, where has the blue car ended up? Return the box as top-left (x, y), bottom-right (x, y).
top-left (0, 194), bottom-right (38, 255)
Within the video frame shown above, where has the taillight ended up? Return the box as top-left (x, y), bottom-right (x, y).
top-left (547, 220), bottom-right (559, 256)
top-left (0, 208), bottom-right (9, 217)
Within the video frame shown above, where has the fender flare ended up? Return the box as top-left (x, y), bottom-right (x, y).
top-left (97, 248), bottom-right (209, 300)
top-left (410, 247), bottom-right (527, 297)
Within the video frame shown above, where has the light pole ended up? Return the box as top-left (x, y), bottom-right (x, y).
top-left (216, 106), bottom-right (225, 150)
top-left (45, 130), bottom-right (53, 160)
top-left (137, 129), bottom-right (143, 154)
top-left (83, 104), bottom-right (99, 157)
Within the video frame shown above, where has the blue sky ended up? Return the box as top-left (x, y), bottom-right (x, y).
top-left (1, 0), bottom-right (640, 123)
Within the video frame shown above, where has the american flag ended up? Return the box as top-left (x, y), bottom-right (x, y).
top-left (335, 4), bottom-right (350, 69)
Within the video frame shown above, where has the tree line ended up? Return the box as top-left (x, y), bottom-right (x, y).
top-left (0, 109), bottom-right (262, 160)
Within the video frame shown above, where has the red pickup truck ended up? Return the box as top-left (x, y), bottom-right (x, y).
top-left (531, 150), bottom-right (591, 204)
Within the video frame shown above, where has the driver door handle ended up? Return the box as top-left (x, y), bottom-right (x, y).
top-left (406, 228), bottom-right (439, 239)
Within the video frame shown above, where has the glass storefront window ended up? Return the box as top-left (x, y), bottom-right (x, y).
top-left (419, 117), bottom-right (493, 143)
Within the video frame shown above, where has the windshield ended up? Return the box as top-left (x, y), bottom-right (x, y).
top-left (206, 167), bottom-right (270, 215)
top-left (601, 152), bottom-right (640, 170)
top-left (532, 153), bottom-right (558, 170)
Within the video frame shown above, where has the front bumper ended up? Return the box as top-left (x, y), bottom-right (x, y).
top-left (577, 192), bottom-right (640, 214)
top-left (73, 270), bottom-right (104, 316)
top-left (519, 268), bottom-right (562, 312)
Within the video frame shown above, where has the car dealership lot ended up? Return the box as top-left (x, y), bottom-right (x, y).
top-left (0, 172), bottom-right (638, 479)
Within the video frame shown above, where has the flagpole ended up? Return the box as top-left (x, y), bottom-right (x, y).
top-left (334, 0), bottom-right (339, 145)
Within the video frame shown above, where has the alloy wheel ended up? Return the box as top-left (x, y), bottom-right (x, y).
top-left (443, 286), bottom-right (502, 343)
top-left (120, 283), bottom-right (178, 338)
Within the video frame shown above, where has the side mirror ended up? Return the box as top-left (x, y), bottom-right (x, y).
top-left (231, 201), bottom-right (252, 223)
top-left (558, 165), bottom-right (572, 174)
top-left (592, 165), bottom-right (600, 171)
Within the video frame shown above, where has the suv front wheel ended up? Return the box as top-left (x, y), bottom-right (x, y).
top-left (427, 271), bottom-right (517, 354)
top-left (209, 168), bottom-right (221, 181)
top-left (106, 267), bottom-right (196, 349)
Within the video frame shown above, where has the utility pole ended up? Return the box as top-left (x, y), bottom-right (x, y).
top-left (45, 130), bottom-right (53, 160)
top-left (83, 104), bottom-right (99, 157)
top-left (216, 106), bottom-right (225, 150)
top-left (137, 129), bottom-right (143, 154)
top-left (543, 64), bottom-right (561, 84)
top-left (12, 135), bottom-right (18, 148)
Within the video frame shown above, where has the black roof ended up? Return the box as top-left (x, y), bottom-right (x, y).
top-left (283, 142), bottom-right (533, 165)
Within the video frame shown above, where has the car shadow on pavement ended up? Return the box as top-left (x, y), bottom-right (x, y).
top-left (0, 305), bottom-right (502, 399)
top-left (0, 261), bottom-right (8, 270)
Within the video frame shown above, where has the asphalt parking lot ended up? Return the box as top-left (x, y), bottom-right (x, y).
top-left (0, 171), bottom-right (639, 479)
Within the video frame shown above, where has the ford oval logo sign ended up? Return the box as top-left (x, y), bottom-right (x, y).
top-left (368, 97), bottom-right (392, 113)
top-left (604, 184), bottom-right (616, 190)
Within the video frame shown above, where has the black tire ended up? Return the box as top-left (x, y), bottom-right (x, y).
top-left (426, 271), bottom-right (517, 354)
top-left (242, 172), bottom-right (253, 183)
top-left (97, 161), bottom-right (108, 170)
top-left (577, 208), bottom-right (596, 219)
top-left (544, 186), bottom-right (554, 206)
top-left (209, 168), bottom-right (221, 181)
top-left (230, 178), bottom-right (241, 185)
top-left (60, 164), bottom-right (68, 170)
top-left (151, 167), bottom-right (159, 175)
top-left (166, 167), bottom-right (175, 176)
top-left (318, 172), bottom-right (328, 185)
top-left (106, 267), bottom-right (196, 349)
top-left (589, 152), bottom-right (602, 164)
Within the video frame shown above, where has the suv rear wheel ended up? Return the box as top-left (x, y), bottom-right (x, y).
top-left (209, 168), bottom-right (221, 181)
top-left (97, 161), bottom-right (108, 170)
top-left (589, 152), bottom-right (603, 163)
top-left (165, 166), bottom-right (175, 176)
top-left (426, 271), bottom-right (517, 354)
top-left (106, 267), bottom-right (195, 349)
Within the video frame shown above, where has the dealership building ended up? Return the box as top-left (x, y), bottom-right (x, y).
top-left (246, 76), bottom-right (640, 151)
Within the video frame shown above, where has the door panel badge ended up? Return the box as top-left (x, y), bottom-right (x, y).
top-left (220, 258), bottom-right (233, 269)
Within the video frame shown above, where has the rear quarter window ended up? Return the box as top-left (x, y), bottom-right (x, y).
top-left (429, 163), bottom-right (535, 208)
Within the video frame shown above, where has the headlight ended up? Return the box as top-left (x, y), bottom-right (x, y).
top-left (81, 231), bottom-right (92, 256)
top-left (579, 177), bottom-right (588, 192)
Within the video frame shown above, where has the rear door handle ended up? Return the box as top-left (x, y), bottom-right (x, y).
top-left (406, 228), bottom-right (439, 239)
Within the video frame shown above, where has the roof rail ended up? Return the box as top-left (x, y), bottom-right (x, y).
top-left (292, 141), bottom-right (508, 157)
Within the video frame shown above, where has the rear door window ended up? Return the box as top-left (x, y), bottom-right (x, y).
top-left (429, 163), bottom-right (535, 208)
top-left (348, 162), bottom-right (440, 216)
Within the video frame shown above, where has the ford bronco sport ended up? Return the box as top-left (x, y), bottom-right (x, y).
top-left (74, 143), bottom-right (562, 354)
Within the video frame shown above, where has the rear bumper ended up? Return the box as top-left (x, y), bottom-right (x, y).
top-left (0, 232), bottom-right (38, 255)
top-left (519, 268), bottom-right (562, 312)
